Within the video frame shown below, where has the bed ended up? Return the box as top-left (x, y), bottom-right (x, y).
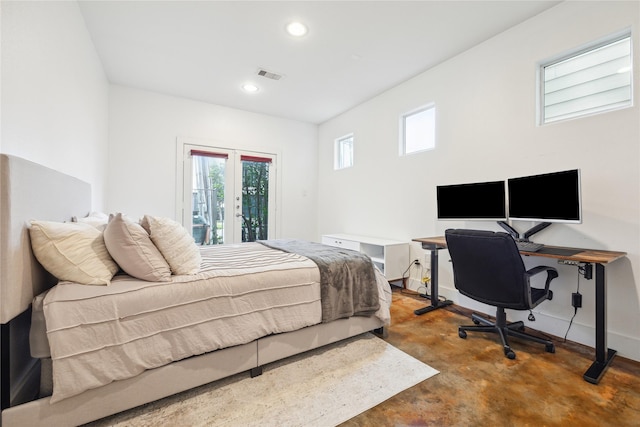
top-left (0, 154), bottom-right (391, 427)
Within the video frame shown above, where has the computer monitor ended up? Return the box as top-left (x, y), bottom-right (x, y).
top-left (437, 180), bottom-right (506, 220)
top-left (507, 169), bottom-right (582, 223)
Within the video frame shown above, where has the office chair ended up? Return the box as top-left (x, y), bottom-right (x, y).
top-left (445, 229), bottom-right (559, 359)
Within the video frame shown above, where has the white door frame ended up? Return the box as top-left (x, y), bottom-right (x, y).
top-left (176, 137), bottom-right (279, 243)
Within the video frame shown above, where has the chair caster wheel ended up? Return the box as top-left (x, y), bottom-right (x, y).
top-left (458, 329), bottom-right (467, 339)
top-left (472, 318), bottom-right (480, 325)
top-left (546, 344), bottom-right (555, 353)
top-left (505, 349), bottom-right (516, 359)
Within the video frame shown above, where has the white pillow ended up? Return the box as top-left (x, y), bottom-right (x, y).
top-left (103, 213), bottom-right (172, 282)
top-left (71, 211), bottom-right (110, 231)
top-left (29, 220), bottom-right (118, 285)
top-left (140, 215), bottom-right (201, 275)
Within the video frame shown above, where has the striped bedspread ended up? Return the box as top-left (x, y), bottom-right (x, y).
top-left (42, 243), bottom-right (323, 403)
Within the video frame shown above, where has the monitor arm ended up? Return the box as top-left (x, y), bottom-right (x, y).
top-left (497, 221), bottom-right (518, 239)
top-left (523, 222), bottom-right (552, 241)
top-left (497, 221), bottom-right (552, 241)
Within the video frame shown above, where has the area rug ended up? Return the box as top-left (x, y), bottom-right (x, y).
top-left (86, 333), bottom-right (438, 427)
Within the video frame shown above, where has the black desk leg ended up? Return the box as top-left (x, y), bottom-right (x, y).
top-left (414, 245), bottom-right (453, 315)
top-left (583, 263), bottom-right (617, 384)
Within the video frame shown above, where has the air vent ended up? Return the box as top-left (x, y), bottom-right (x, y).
top-left (257, 69), bottom-right (283, 80)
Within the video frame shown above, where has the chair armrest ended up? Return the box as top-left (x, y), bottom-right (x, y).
top-left (525, 265), bottom-right (559, 292)
top-left (526, 265), bottom-right (559, 277)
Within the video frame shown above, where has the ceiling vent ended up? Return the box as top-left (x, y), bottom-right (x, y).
top-left (257, 68), bottom-right (283, 80)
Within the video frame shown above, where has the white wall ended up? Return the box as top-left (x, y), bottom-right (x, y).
top-left (0, 0), bottom-right (110, 406)
top-left (318, 1), bottom-right (640, 361)
top-left (1, 1), bottom-right (109, 210)
top-left (107, 85), bottom-right (319, 240)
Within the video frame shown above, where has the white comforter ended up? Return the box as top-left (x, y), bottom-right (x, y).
top-left (41, 243), bottom-right (390, 403)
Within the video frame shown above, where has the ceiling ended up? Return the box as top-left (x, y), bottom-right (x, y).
top-left (78, 1), bottom-right (561, 124)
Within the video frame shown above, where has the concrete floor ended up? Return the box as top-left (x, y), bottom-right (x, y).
top-left (342, 289), bottom-right (640, 426)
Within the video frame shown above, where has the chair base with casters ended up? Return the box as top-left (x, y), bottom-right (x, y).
top-left (458, 306), bottom-right (555, 359)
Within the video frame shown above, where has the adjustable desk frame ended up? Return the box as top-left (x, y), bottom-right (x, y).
top-left (413, 242), bottom-right (453, 315)
top-left (412, 236), bottom-right (626, 385)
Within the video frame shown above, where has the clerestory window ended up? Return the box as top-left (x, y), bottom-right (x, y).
top-left (401, 104), bottom-right (436, 155)
top-left (539, 32), bottom-right (632, 124)
top-left (335, 134), bottom-right (354, 170)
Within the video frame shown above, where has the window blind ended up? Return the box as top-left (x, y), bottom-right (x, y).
top-left (190, 150), bottom-right (229, 159)
top-left (542, 36), bottom-right (632, 123)
top-left (240, 155), bottom-right (272, 163)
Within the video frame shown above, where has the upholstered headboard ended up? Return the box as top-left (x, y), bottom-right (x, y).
top-left (0, 154), bottom-right (91, 324)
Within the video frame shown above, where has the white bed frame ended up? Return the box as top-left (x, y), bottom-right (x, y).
top-left (0, 154), bottom-right (385, 427)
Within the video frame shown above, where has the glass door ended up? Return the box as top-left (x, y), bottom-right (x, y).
top-left (184, 145), bottom-right (276, 244)
top-left (189, 148), bottom-right (232, 245)
top-left (238, 155), bottom-right (274, 242)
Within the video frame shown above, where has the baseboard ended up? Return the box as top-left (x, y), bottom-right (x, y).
top-left (512, 311), bottom-right (640, 363)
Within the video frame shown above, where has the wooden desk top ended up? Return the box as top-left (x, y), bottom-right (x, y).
top-left (412, 236), bottom-right (627, 265)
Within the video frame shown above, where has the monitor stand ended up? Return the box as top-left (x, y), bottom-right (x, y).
top-left (497, 221), bottom-right (552, 242)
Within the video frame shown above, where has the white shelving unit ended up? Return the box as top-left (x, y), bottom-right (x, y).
top-left (321, 234), bottom-right (409, 282)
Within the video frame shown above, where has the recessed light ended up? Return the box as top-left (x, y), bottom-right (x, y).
top-left (286, 21), bottom-right (308, 37)
top-left (242, 83), bottom-right (259, 93)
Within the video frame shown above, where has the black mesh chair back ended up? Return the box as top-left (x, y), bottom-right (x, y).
top-left (446, 229), bottom-right (530, 309)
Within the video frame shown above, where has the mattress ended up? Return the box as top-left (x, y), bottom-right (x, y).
top-left (37, 243), bottom-right (324, 403)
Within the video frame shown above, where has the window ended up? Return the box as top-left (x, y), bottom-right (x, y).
top-left (540, 33), bottom-right (632, 124)
top-left (401, 104), bottom-right (435, 155)
top-left (334, 134), bottom-right (354, 169)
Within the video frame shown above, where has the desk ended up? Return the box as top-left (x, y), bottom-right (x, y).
top-left (412, 236), bottom-right (627, 384)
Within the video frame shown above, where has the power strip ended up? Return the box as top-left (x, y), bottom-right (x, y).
top-left (557, 259), bottom-right (593, 280)
top-left (557, 259), bottom-right (580, 266)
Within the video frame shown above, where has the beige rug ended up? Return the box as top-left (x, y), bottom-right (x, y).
top-left (86, 333), bottom-right (438, 427)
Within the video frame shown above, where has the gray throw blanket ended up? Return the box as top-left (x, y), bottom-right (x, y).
top-left (258, 239), bottom-right (380, 323)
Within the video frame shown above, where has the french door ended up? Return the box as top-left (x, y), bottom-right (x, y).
top-left (181, 143), bottom-right (276, 244)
